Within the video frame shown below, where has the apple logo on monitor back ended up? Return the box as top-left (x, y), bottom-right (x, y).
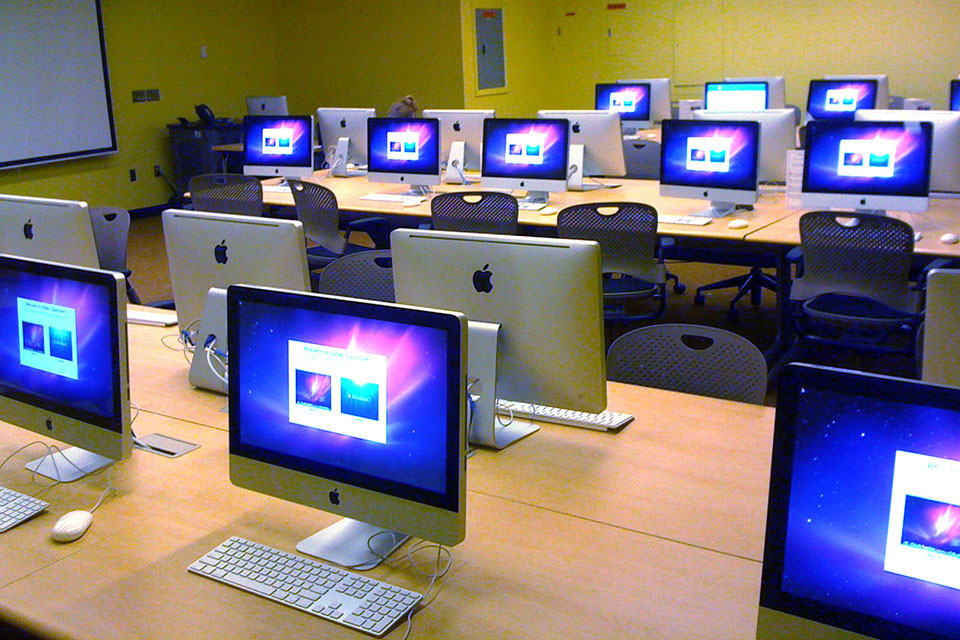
top-left (453, 121), bottom-right (461, 132)
top-left (214, 240), bottom-right (228, 264)
top-left (328, 488), bottom-right (340, 505)
top-left (703, 190), bottom-right (709, 198)
top-left (860, 198), bottom-right (867, 205)
top-left (473, 264), bottom-right (493, 293)
top-left (572, 122), bottom-right (581, 134)
top-left (23, 219), bottom-right (33, 240)
top-left (339, 118), bottom-right (347, 128)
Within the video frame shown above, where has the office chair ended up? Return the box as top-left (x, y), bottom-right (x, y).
top-left (693, 252), bottom-right (779, 321)
top-left (785, 211), bottom-right (923, 367)
top-left (88, 205), bottom-right (141, 304)
top-left (430, 191), bottom-right (519, 235)
top-left (188, 174), bottom-right (263, 217)
top-left (287, 179), bottom-right (375, 273)
top-left (317, 250), bottom-right (395, 303)
top-left (556, 202), bottom-right (667, 322)
top-left (607, 323), bottom-right (767, 404)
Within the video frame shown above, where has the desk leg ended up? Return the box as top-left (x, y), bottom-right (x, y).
top-left (763, 246), bottom-right (795, 367)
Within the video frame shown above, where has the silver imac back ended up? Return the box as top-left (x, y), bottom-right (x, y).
top-left (246, 95), bottom-right (289, 116)
top-left (0, 194), bottom-right (99, 269)
top-left (422, 108), bottom-right (495, 173)
top-left (162, 209), bottom-right (310, 329)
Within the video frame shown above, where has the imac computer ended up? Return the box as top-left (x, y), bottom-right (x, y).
top-left (619, 77), bottom-right (671, 122)
top-left (759, 363), bottom-right (960, 640)
top-left (0, 254), bottom-right (130, 481)
top-left (950, 80), bottom-right (960, 111)
top-left (421, 108), bottom-right (495, 184)
top-left (366, 117), bottom-right (441, 196)
top-left (392, 228), bottom-right (606, 449)
top-left (595, 82), bottom-right (653, 132)
top-left (480, 118), bottom-right (570, 208)
top-left (704, 81), bottom-right (769, 112)
top-left (824, 73), bottom-right (890, 110)
top-left (317, 107), bottom-right (375, 177)
top-left (856, 109), bottom-right (960, 195)
top-left (807, 79), bottom-right (879, 121)
top-left (659, 118), bottom-right (761, 217)
top-left (693, 109), bottom-right (796, 183)
top-left (242, 115), bottom-right (314, 179)
top-left (245, 95), bottom-right (289, 116)
top-left (0, 195), bottom-right (99, 269)
top-left (227, 284), bottom-right (466, 567)
top-left (725, 76), bottom-right (786, 109)
top-left (537, 110), bottom-right (626, 190)
top-left (801, 120), bottom-right (933, 214)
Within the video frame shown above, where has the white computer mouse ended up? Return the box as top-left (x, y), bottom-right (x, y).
top-left (941, 233), bottom-right (960, 245)
top-left (51, 510), bottom-right (93, 543)
top-left (914, 231), bottom-right (923, 242)
top-left (727, 219), bottom-right (749, 229)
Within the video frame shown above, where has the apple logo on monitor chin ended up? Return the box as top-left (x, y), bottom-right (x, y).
top-left (473, 264), bottom-right (493, 293)
top-left (572, 122), bottom-right (581, 134)
top-left (23, 219), bottom-right (33, 240)
top-left (453, 120), bottom-right (461, 132)
top-left (328, 489), bottom-right (340, 505)
top-left (214, 240), bottom-right (228, 264)
top-left (339, 118), bottom-right (347, 128)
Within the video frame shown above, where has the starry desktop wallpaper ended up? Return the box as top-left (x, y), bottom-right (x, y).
top-left (243, 116), bottom-right (313, 167)
top-left (660, 120), bottom-right (759, 191)
top-left (481, 119), bottom-right (569, 180)
top-left (807, 80), bottom-right (879, 120)
top-left (367, 118), bottom-right (440, 175)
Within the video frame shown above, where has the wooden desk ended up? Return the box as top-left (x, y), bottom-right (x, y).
top-left (0, 324), bottom-right (772, 639)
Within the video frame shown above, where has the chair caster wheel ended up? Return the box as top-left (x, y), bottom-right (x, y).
top-left (727, 308), bottom-right (740, 321)
top-left (673, 283), bottom-right (687, 295)
top-left (694, 293), bottom-right (705, 306)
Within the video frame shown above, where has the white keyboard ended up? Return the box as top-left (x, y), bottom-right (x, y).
top-left (262, 184), bottom-right (292, 194)
top-left (127, 307), bottom-right (178, 327)
top-left (190, 537), bottom-right (422, 637)
top-left (657, 214), bottom-right (712, 226)
top-left (359, 193), bottom-right (426, 205)
top-left (496, 400), bottom-right (634, 431)
top-left (517, 201), bottom-right (547, 211)
top-left (0, 486), bottom-right (48, 532)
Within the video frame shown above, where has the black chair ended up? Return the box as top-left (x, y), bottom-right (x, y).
top-left (430, 191), bottom-right (519, 235)
top-left (188, 174), bottom-right (263, 216)
top-left (88, 206), bottom-right (141, 304)
top-left (318, 250), bottom-right (395, 303)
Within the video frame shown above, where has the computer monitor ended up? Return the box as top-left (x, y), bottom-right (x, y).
top-left (245, 95), bottom-right (288, 116)
top-left (595, 82), bottom-right (652, 131)
top-left (801, 120), bottom-right (933, 214)
top-left (366, 117), bottom-right (441, 195)
top-left (421, 108), bottom-right (495, 183)
top-left (725, 76), bottom-right (786, 109)
top-left (949, 80), bottom-right (960, 111)
top-left (758, 363), bottom-right (960, 640)
top-left (659, 118), bottom-right (761, 217)
top-left (537, 110), bottom-right (626, 188)
top-left (704, 81), bottom-right (769, 112)
top-left (480, 118), bottom-right (570, 207)
top-left (242, 115), bottom-right (314, 179)
top-left (0, 195), bottom-right (99, 269)
top-left (0, 254), bottom-right (130, 481)
top-left (227, 284), bottom-right (466, 568)
top-left (161, 209), bottom-right (311, 330)
top-left (856, 109), bottom-right (960, 195)
top-left (317, 107), bottom-right (375, 177)
top-left (392, 229), bottom-right (606, 449)
top-left (824, 73), bottom-right (890, 110)
top-left (693, 109), bottom-right (796, 183)
top-left (619, 77), bottom-right (671, 122)
top-left (807, 79), bottom-right (879, 121)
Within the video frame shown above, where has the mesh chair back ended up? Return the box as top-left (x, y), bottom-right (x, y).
top-left (607, 324), bottom-right (767, 404)
top-left (792, 211), bottom-right (917, 311)
top-left (431, 191), bottom-right (519, 235)
top-left (318, 250), bottom-right (395, 302)
top-left (288, 179), bottom-right (347, 254)
top-left (88, 206), bottom-right (130, 273)
top-left (188, 174), bottom-right (263, 217)
top-left (556, 202), bottom-right (665, 283)
top-left (622, 140), bottom-right (661, 180)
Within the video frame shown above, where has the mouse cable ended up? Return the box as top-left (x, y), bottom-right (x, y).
top-left (203, 337), bottom-right (229, 386)
top-left (87, 462), bottom-right (118, 514)
top-left (0, 441), bottom-right (57, 493)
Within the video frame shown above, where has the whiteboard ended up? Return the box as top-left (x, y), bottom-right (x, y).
top-left (0, 0), bottom-right (117, 170)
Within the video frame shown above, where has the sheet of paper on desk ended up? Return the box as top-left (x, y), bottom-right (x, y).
top-left (785, 150), bottom-right (805, 208)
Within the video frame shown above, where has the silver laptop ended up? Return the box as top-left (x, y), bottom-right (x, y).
top-left (922, 268), bottom-right (960, 388)
top-left (0, 194), bottom-right (99, 269)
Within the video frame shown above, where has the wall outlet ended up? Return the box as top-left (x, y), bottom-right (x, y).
top-left (129, 168), bottom-right (137, 182)
top-left (154, 164), bottom-right (162, 177)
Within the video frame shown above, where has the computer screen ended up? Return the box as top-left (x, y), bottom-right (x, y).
top-left (692, 108), bottom-right (796, 183)
top-left (659, 118), bottom-right (761, 216)
top-left (317, 108), bottom-right (375, 176)
top-left (950, 80), bottom-right (960, 111)
top-left (421, 109), bottom-right (495, 179)
top-left (242, 115), bottom-right (314, 179)
top-left (807, 79), bottom-right (879, 121)
top-left (0, 194), bottom-right (99, 269)
top-left (802, 120), bottom-right (933, 213)
top-left (228, 285), bottom-right (466, 567)
top-left (759, 363), bottom-right (960, 640)
top-left (536, 110), bottom-right (626, 179)
top-left (725, 76), bottom-right (786, 109)
top-left (366, 117), bottom-right (441, 191)
top-left (595, 83), bottom-right (652, 128)
top-left (619, 77), bottom-right (671, 122)
top-left (480, 118), bottom-right (569, 198)
top-left (0, 254), bottom-right (130, 480)
top-left (245, 95), bottom-right (289, 116)
top-left (704, 82), bottom-right (769, 112)
top-left (824, 73), bottom-right (890, 111)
